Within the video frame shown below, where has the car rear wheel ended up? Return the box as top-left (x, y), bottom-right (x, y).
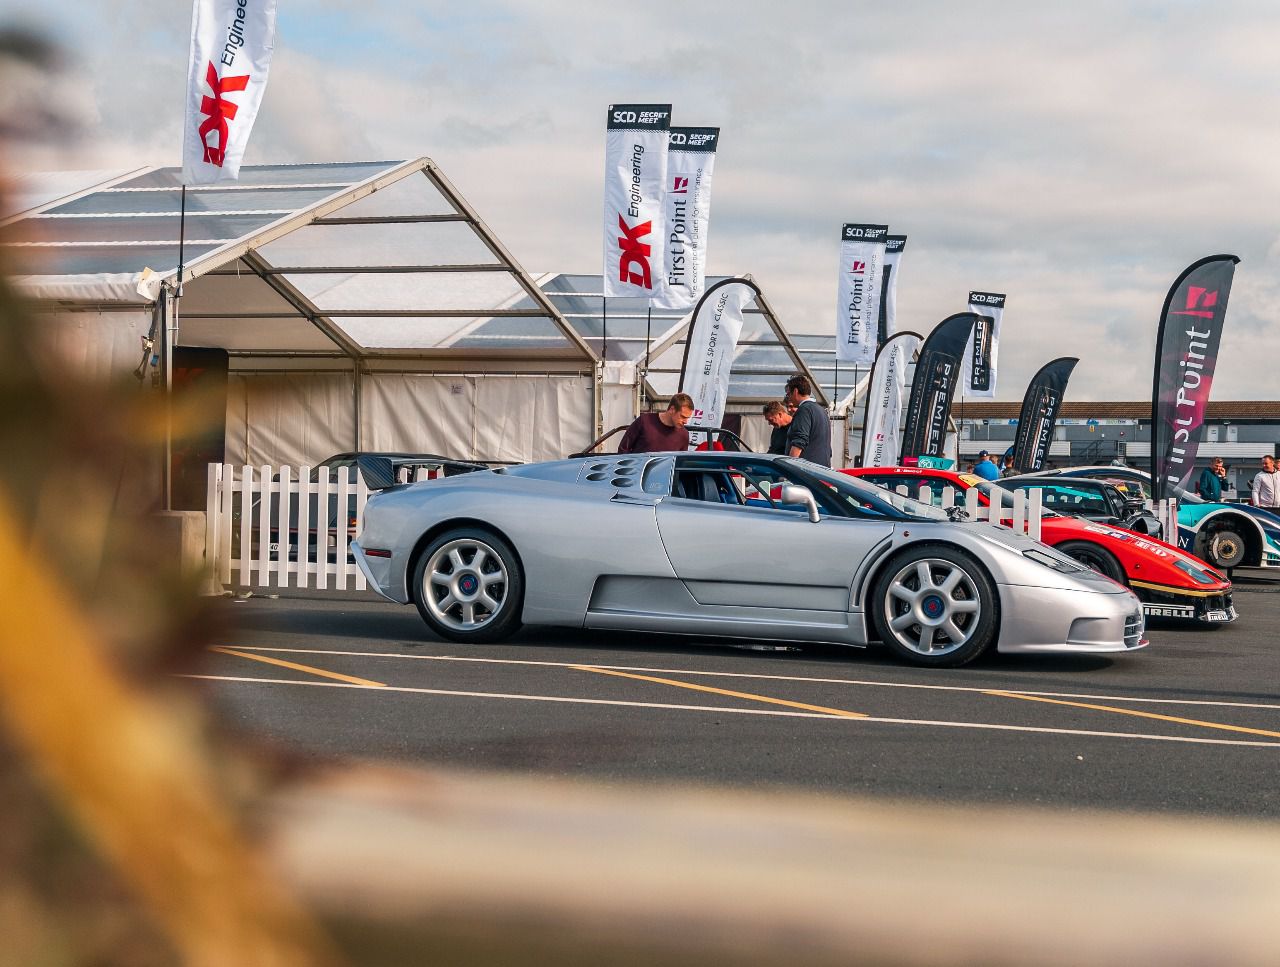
top-left (1055, 541), bottom-right (1126, 584)
top-left (413, 528), bottom-right (523, 643)
top-left (870, 546), bottom-right (998, 668)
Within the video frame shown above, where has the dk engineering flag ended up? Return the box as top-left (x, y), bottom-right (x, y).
top-left (183, 0), bottom-right (278, 185)
top-left (603, 104), bottom-right (671, 300)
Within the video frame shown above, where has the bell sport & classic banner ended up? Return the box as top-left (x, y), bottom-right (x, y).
top-left (678, 277), bottom-right (758, 435)
top-left (1012, 356), bottom-right (1078, 472)
top-left (960, 291), bottom-right (1006, 398)
top-left (861, 330), bottom-right (923, 468)
top-left (183, 0), bottom-right (278, 185)
top-left (877, 235), bottom-right (907, 347)
top-left (604, 104), bottom-right (672, 300)
top-left (900, 313), bottom-right (980, 459)
top-left (1151, 254), bottom-right (1239, 502)
top-left (652, 127), bottom-right (719, 310)
top-left (836, 223), bottom-right (890, 364)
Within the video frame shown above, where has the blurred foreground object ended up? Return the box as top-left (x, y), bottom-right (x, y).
top-left (0, 30), bottom-right (339, 967)
top-left (270, 764), bottom-right (1280, 966)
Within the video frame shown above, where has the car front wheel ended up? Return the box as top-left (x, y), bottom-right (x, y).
top-left (870, 545), bottom-right (998, 668)
top-left (1055, 540), bottom-right (1126, 584)
top-left (413, 528), bottom-right (524, 643)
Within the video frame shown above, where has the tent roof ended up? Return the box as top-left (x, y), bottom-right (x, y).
top-left (6, 160), bottom-right (594, 361)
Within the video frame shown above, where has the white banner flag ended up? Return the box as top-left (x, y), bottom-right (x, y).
top-left (878, 235), bottom-right (907, 344)
top-left (836, 223), bottom-right (889, 364)
top-left (182, 0), bottom-right (278, 185)
top-left (681, 279), bottom-right (752, 432)
top-left (961, 291), bottom-right (1007, 399)
top-left (652, 127), bottom-right (719, 310)
top-left (861, 331), bottom-right (921, 467)
top-left (603, 103), bottom-right (671, 299)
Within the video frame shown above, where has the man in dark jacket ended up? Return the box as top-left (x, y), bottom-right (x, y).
top-left (782, 375), bottom-right (832, 467)
top-left (1197, 456), bottom-right (1227, 501)
top-left (763, 400), bottom-right (792, 454)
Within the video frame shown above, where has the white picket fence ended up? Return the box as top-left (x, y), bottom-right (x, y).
top-left (892, 483), bottom-right (1043, 542)
top-left (1150, 498), bottom-right (1179, 544)
top-left (205, 462), bottom-right (456, 591)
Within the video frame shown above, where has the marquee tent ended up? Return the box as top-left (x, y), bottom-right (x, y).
top-left (5, 159), bottom-right (599, 469)
top-left (5, 160), bottom-right (822, 470)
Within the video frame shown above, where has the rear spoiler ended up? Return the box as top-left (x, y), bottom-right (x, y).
top-left (356, 454), bottom-right (490, 491)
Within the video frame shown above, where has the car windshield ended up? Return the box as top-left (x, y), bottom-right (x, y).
top-left (786, 460), bottom-right (950, 521)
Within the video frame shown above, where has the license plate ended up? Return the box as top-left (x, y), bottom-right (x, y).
top-left (1206, 608), bottom-right (1235, 621)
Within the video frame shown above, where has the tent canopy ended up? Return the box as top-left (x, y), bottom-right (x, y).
top-left (6, 159), bottom-right (594, 363)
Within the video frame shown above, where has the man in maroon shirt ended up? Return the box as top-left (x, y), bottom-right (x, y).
top-left (618, 393), bottom-right (695, 453)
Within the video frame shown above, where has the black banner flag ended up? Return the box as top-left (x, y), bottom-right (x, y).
top-left (1151, 255), bottom-right (1239, 502)
top-left (901, 313), bottom-right (981, 459)
top-left (1012, 357), bottom-right (1077, 473)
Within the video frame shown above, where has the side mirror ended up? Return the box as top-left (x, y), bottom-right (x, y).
top-left (780, 483), bottom-right (821, 523)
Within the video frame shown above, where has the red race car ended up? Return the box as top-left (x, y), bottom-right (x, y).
top-left (843, 466), bottom-right (1235, 625)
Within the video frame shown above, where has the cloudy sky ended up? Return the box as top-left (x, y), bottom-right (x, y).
top-left (8, 0), bottom-right (1280, 400)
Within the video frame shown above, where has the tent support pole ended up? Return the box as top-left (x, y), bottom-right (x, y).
top-left (353, 361), bottom-right (363, 450)
top-left (163, 184), bottom-right (188, 511)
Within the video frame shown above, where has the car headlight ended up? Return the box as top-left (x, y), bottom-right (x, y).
top-left (1173, 558), bottom-right (1220, 585)
top-left (1023, 548), bottom-right (1087, 573)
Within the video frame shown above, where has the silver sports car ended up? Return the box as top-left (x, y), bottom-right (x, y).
top-left (353, 452), bottom-right (1147, 668)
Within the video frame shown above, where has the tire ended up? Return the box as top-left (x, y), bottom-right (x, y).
top-left (1055, 540), bottom-right (1126, 584)
top-left (1206, 528), bottom-right (1247, 569)
top-left (412, 527), bottom-right (524, 643)
top-left (870, 545), bottom-right (999, 668)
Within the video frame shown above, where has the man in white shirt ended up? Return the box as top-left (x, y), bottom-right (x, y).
top-left (1250, 454), bottom-right (1280, 508)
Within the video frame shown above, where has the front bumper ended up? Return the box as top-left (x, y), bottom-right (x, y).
top-left (1133, 583), bottom-right (1237, 623)
top-left (997, 584), bottom-right (1148, 654)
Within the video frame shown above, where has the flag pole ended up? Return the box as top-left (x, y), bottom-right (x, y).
top-left (164, 184), bottom-right (188, 511)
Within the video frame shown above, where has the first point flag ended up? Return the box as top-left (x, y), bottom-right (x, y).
top-left (183, 0), bottom-right (278, 185)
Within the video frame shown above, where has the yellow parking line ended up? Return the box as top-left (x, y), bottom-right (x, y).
top-left (986, 690), bottom-right (1280, 740)
top-left (574, 665), bottom-right (867, 719)
top-left (209, 646), bottom-right (386, 688)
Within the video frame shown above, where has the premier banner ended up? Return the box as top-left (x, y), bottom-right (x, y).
top-left (960, 291), bottom-right (1006, 398)
top-left (603, 104), bottom-right (672, 300)
top-left (678, 278), bottom-right (758, 433)
top-left (877, 235), bottom-right (907, 347)
top-left (861, 330), bottom-right (922, 467)
top-left (1012, 357), bottom-right (1078, 472)
top-left (900, 313), bottom-right (979, 459)
top-left (182, 0), bottom-right (278, 185)
top-left (1151, 254), bottom-right (1239, 501)
top-left (652, 127), bottom-right (719, 310)
top-left (835, 223), bottom-right (890, 364)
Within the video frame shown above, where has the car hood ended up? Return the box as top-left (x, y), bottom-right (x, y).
top-left (1043, 515), bottom-right (1230, 590)
top-left (930, 521), bottom-right (1134, 594)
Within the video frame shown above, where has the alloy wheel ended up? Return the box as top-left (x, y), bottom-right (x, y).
top-left (882, 558), bottom-right (981, 657)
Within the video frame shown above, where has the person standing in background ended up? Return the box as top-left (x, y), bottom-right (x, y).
top-left (782, 375), bottom-right (832, 467)
top-left (1197, 457), bottom-right (1227, 501)
top-left (763, 400), bottom-right (792, 455)
top-left (1250, 454), bottom-right (1280, 509)
top-left (618, 394), bottom-right (694, 454)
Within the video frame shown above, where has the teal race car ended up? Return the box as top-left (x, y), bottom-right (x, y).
top-left (1047, 466), bottom-right (1280, 571)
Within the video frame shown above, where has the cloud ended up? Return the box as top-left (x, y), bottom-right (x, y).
top-left (9, 0), bottom-right (1280, 400)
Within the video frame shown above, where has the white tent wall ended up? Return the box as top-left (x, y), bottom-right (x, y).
top-left (33, 308), bottom-right (153, 384)
top-left (361, 373), bottom-right (593, 463)
top-left (601, 361), bottom-right (639, 435)
top-left (737, 414), bottom-right (773, 453)
top-left (225, 372), bottom-right (356, 467)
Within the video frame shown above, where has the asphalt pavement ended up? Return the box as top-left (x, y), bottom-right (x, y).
top-left (191, 571), bottom-right (1280, 819)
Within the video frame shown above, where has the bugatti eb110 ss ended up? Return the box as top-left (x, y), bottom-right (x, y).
top-left (353, 453), bottom-right (1146, 668)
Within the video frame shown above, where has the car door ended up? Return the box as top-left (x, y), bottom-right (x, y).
top-left (654, 456), bottom-right (894, 615)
